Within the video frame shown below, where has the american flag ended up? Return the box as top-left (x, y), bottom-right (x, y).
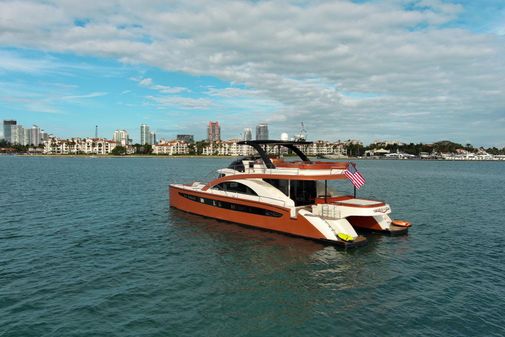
top-left (344, 163), bottom-right (366, 189)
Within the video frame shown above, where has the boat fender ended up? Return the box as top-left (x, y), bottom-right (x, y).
top-left (392, 219), bottom-right (411, 227)
top-left (337, 233), bottom-right (354, 242)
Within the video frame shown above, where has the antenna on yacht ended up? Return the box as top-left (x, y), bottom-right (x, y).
top-left (299, 122), bottom-right (307, 141)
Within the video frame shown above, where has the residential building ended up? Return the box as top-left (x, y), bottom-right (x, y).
top-left (3, 120), bottom-right (16, 143)
top-left (152, 140), bottom-right (189, 155)
top-left (43, 137), bottom-right (117, 155)
top-left (23, 128), bottom-right (31, 146)
top-left (30, 125), bottom-right (41, 146)
top-left (149, 131), bottom-right (156, 145)
top-left (207, 121), bottom-right (221, 142)
top-left (140, 124), bottom-right (150, 145)
top-left (13, 125), bottom-right (23, 145)
top-left (113, 129), bottom-right (129, 146)
top-left (177, 134), bottom-right (194, 143)
top-left (243, 128), bottom-right (252, 141)
top-left (202, 139), bottom-right (254, 156)
top-left (256, 123), bottom-right (268, 140)
top-left (304, 141), bottom-right (346, 157)
top-left (40, 131), bottom-right (49, 142)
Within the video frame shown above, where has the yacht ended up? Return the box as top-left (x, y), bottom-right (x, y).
top-left (169, 140), bottom-right (411, 248)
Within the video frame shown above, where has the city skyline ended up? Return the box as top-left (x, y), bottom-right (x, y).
top-left (0, 1), bottom-right (504, 147)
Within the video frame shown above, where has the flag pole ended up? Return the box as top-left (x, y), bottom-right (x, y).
top-left (354, 185), bottom-right (356, 198)
top-left (325, 180), bottom-right (328, 203)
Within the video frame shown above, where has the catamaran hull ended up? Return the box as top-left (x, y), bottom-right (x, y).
top-left (169, 186), bottom-right (366, 248)
top-left (347, 216), bottom-right (409, 235)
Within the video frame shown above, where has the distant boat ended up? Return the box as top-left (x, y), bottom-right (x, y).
top-left (318, 154), bottom-right (348, 160)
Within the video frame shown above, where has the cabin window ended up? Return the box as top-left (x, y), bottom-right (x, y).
top-left (264, 179), bottom-right (289, 196)
top-left (290, 180), bottom-right (317, 206)
top-left (264, 179), bottom-right (316, 206)
top-left (212, 182), bottom-right (258, 196)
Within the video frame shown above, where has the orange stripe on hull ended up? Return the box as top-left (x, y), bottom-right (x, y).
top-left (169, 186), bottom-right (326, 240)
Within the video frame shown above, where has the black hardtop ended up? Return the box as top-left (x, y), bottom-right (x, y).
top-left (235, 140), bottom-right (312, 169)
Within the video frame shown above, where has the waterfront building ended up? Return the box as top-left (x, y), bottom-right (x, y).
top-left (256, 123), bottom-right (268, 140)
top-left (372, 140), bottom-right (404, 147)
top-left (23, 128), bottom-right (31, 146)
top-left (43, 137), bottom-right (117, 155)
top-left (152, 140), bottom-right (189, 155)
top-left (3, 120), bottom-right (16, 143)
top-left (40, 131), bottom-right (49, 142)
top-left (303, 140), bottom-right (346, 157)
top-left (243, 128), bottom-right (252, 141)
top-left (202, 139), bottom-right (254, 156)
top-left (9, 125), bottom-right (24, 145)
top-left (365, 148), bottom-right (390, 157)
top-left (140, 124), bottom-right (150, 145)
top-left (149, 132), bottom-right (156, 145)
top-left (113, 129), bottom-right (129, 146)
top-left (30, 125), bottom-right (41, 147)
top-left (207, 121), bottom-right (221, 142)
top-left (177, 134), bottom-right (194, 143)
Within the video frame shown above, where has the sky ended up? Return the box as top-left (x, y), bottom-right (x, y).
top-left (0, 0), bottom-right (504, 146)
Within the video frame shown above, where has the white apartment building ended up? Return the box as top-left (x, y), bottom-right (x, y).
top-left (303, 141), bottom-right (346, 157)
top-left (152, 140), bottom-right (189, 155)
top-left (113, 129), bottom-right (129, 146)
top-left (43, 137), bottom-right (117, 154)
top-left (202, 140), bottom-right (254, 156)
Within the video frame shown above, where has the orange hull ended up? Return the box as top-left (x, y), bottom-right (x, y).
top-left (170, 185), bottom-right (328, 241)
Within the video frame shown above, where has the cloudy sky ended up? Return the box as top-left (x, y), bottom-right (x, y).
top-left (0, 0), bottom-right (504, 146)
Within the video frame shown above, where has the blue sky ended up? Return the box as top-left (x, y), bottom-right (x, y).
top-left (0, 49), bottom-right (280, 142)
top-left (0, 0), bottom-right (504, 146)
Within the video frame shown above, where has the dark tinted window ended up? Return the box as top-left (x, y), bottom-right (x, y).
top-left (212, 182), bottom-right (257, 196)
top-left (178, 192), bottom-right (281, 217)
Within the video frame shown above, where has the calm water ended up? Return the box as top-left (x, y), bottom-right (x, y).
top-left (1, 157), bottom-right (504, 337)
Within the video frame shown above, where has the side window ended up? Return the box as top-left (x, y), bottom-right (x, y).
top-left (211, 183), bottom-right (225, 190)
top-left (212, 182), bottom-right (257, 195)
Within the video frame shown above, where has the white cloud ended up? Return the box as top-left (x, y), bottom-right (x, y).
top-left (138, 77), bottom-right (188, 94)
top-left (0, 0), bottom-right (504, 144)
top-left (60, 92), bottom-right (107, 100)
top-left (146, 95), bottom-right (214, 110)
top-left (206, 87), bottom-right (261, 98)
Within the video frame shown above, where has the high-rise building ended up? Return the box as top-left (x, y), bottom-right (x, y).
top-left (3, 120), bottom-right (16, 143)
top-left (40, 130), bottom-right (49, 142)
top-left (113, 129), bottom-right (129, 146)
top-left (256, 123), bottom-right (269, 140)
top-left (140, 124), bottom-right (150, 145)
top-left (243, 128), bottom-right (252, 141)
top-left (23, 128), bottom-right (31, 146)
top-left (30, 125), bottom-right (41, 146)
top-left (177, 134), bottom-right (194, 143)
top-left (10, 124), bottom-right (24, 145)
top-left (207, 121), bottom-right (221, 142)
top-left (149, 131), bottom-right (156, 145)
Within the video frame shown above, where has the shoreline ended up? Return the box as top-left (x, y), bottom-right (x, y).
top-left (1, 153), bottom-right (504, 161)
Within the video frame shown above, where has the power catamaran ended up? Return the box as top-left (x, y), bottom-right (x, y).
top-left (169, 140), bottom-right (411, 248)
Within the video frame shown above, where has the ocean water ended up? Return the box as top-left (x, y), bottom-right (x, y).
top-left (1, 157), bottom-right (504, 337)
